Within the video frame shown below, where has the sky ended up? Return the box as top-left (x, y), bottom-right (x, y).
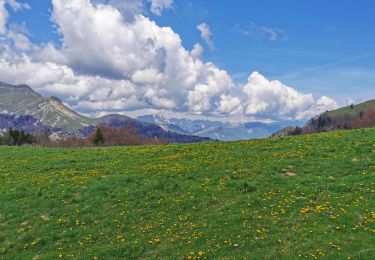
top-left (0, 0), bottom-right (374, 123)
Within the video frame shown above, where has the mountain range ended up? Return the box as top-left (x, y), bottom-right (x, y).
top-left (0, 81), bottom-right (211, 143)
top-left (2, 81), bottom-right (374, 142)
top-left (137, 115), bottom-right (285, 141)
top-left (0, 81), bottom-right (290, 142)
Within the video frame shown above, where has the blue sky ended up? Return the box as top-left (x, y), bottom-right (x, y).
top-left (157, 0), bottom-right (375, 103)
top-left (1, 0), bottom-right (375, 122)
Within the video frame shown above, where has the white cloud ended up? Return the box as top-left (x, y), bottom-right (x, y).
top-left (187, 63), bottom-right (233, 114)
top-left (131, 68), bottom-right (164, 85)
top-left (260, 27), bottom-right (285, 41)
top-left (295, 96), bottom-right (338, 120)
top-left (242, 72), bottom-right (338, 120)
top-left (6, 0), bottom-right (30, 11)
top-left (47, 0), bottom-right (233, 113)
top-left (0, 0), bottom-right (9, 35)
top-left (144, 88), bottom-right (176, 109)
top-left (217, 95), bottom-right (243, 115)
top-left (7, 30), bottom-right (33, 51)
top-left (190, 43), bottom-right (203, 59)
top-left (51, 0), bottom-right (183, 80)
top-left (148, 0), bottom-right (173, 16)
top-left (32, 43), bottom-right (68, 64)
top-left (0, 0), bottom-right (31, 37)
top-left (95, 0), bottom-right (173, 19)
top-left (0, 0), bottom-right (337, 122)
top-left (104, 0), bottom-right (144, 21)
top-left (235, 22), bottom-right (287, 41)
top-left (197, 22), bottom-right (214, 50)
top-left (0, 54), bottom-right (87, 95)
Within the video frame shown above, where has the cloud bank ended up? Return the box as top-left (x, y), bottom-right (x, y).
top-left (0, 0), bottom-right (338, 121)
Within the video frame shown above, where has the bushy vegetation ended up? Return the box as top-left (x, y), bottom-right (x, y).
top-left (275, 105), bottom-right (375, 137)
top-left (0, 129), bottom-right (36, 146)
top-left (86, 125), bottom-right (168, 147)
top-left (0, 128), bottom-right (374, 259)
top-left (306, 106), bottom-right (375, 133)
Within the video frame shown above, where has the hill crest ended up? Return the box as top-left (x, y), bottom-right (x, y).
top-left (273, 99), bottom-right (375, 136)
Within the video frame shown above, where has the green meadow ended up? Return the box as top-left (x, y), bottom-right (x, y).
top-left (0, 128), bottom-right (374, 259)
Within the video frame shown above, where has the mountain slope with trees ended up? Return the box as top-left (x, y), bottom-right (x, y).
top-left (273, 100), bottom-right (375, 136)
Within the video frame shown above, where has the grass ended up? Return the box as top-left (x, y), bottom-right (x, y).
top-left (327, 100), bottom-right (375, 117)
top-left (0, 128), bottom-right (374, 259)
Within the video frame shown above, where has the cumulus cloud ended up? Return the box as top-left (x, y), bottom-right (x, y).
top-left (187, 63), bottom-right (233, 113)
top-left (190, 43), bottom-right (203, 59)
top-left (242, 72), bottom-right (338, 120)
top-left (0, 0), bottom-right (233, 114)
top-left (197, 23), bottom-right (214, 50)
top-left (0, 0), bottom-right (337, 122)
top-left (295, 96), bottom-right (338, 120)
top-left (48, 0), bottom-right (235, 113)
top-left (131, 68), bottom-right (164, 85)
top-left (217, 95), bottom-right (243, 115)
top-left (95, 0), bottom-right (172, 19)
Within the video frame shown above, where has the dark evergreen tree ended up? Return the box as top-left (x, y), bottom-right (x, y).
top-left (93, 127), bottom-right (104, 146)
top-left (0, 129), bottom-right (35, 146)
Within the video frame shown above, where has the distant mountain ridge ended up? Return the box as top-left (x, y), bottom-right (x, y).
top-left (272, 100), bottom-right (375, 137)
top-left (0, 81), bottom-right (211, 143)
top-left (97, 114), bottom-right (212, 143)
top-left (137, 114), bottom-right (283, 141)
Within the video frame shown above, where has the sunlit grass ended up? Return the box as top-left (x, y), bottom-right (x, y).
top-left (0, 128), bottom-right (374, 259)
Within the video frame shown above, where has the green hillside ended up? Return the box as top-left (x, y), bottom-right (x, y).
top-left (0, 129), bottom-right (374, 259)
top-left (327, 100), bottom-right (375, 118)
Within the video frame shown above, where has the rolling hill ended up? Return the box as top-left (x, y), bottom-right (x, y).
top-left (327, 100), bottom-right (375, 117)
top-left (273, 99), bottom-right (375, 136)
top-left (0, 128), bottom-right (374, 259)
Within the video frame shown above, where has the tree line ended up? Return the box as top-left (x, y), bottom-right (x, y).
top-left (0, 129), bottom-right (36, 146)
top-left (0, 125), bottom-right (168, 147)
top-left (305, 106), bottom-right (375, 133)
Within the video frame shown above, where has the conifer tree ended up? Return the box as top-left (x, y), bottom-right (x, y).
top-left (93, 127), bottom-right (104, 146)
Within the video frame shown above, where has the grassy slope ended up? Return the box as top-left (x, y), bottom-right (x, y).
top-left (327, 100), bottom-right (375, 117)
top-left (43, 100), bottom-right (97, 129)
top-left (0, 85), bottom-right (45, 113)
top-left (0, 129), bottom-right (374, 259)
